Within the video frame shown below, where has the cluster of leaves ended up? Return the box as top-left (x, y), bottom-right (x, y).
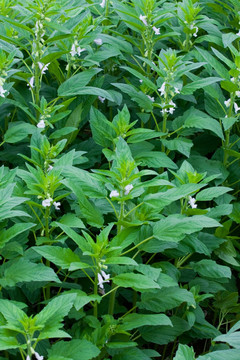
top-left (0, 0), bottom-right (240, 359)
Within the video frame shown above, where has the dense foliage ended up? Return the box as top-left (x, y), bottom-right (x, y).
top-left (0, 0), bottom-right (240, 359)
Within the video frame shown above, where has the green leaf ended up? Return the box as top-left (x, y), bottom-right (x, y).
top-left (192, 259), bottom-right (231, 279)
top-left (183, 108), bottom-right (224, 139)
top-left (49, 127), bottom-right (77, 139)
top-left (34, 293), bottom-right (76, 339)
top-left (33, 246), bottom-right (86, 269)
top-left (196, 187), bottom-right (232, 201)
top-left (197, 349), bottom-right (240, 360)
top-left (182, 77), bottom-right (222, 95)
top-left (0, 223), bottom-right (35, 249)
top-left (173, 344), bottom-right (195, 360)
top-left (134, 151), bottom-right (177, 169)
top-left (161, 138), bottom-right (193, 157)
top-left (0, 299), bottom-right (28, 332)
top-left (89, 107), bottom-right (116, 148)
top-left (58, 69), bottom-right (102, 96)
top-left (0, 258), bottom-right (60, 287)
top-left (48, 339), bottom-right (100, 360)
top-left (119, 313), bottom-right (172, 331)
top-left (113, 273), bottom-right (160, 291)
top-left (4, 123), bottom-right (36, 143)
top-left (140, 287), bottom-right (196, 312)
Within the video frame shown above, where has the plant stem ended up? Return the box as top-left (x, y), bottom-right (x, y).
top-left (121, 235), bottom-right (154, 256)
top-left (108, 283), bottom-right (118, 315)
top-left (94, 272), bottom-right (98, 317)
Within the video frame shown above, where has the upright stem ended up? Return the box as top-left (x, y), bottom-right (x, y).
top-left (94, 272), bottom-right (98, 317)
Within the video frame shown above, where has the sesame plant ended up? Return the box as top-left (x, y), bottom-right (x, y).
top-left (0, 0), bottom-right (240, 359)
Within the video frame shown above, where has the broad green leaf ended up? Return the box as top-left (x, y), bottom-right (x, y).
top-left (48, 339), bottom-right (100, 360)
top-left (0, 223), bottom-right (35, 249)
top-left (33, 246), bottom-right (85, 269)
top-left (0, 258), bottom-right (60, 287)
top-left (49, 127), bottom-right (77, 139)
top-left (113, 273), bottom-right (160, 291)
top-left (173, 344), bottom-right (195, 360)
top-left (0, 299), bottom-right (28, 332)
top-left (58, 69), bottom-right (102, 96)
top-left (197, 349), bottom-right (240, 360)
top-left (182, 77), bottom-right (222, 95)
top-left (192, 259), bottom-right (231, 279)
top-left (182, 108), bottom-right (224, 139)
top-left (4, 123), bottom-right (36, 143)
top-left (120, 313), bottom-right (172, 331)
top-left (161, 138), bottom-right (193, 157)
top-left (34, 293), bottom-right (76, 339)
top-left (140, 287), bottom-right (196, 312)
top-left (134, 151), bottom-right (177, 169)
top-left (196, 187), bottom-right (232, 201)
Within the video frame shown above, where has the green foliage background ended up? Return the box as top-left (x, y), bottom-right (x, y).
top-left (0, 0), bottom-right (240, 359)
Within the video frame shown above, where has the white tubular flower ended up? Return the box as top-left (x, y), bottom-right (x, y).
top-left (231, 77), bottom-right (236, 82)
top-left (70, 44), bottom-right (77, 56)
top-left (0, 85), bottom-right (7, 98)
top-left (42, 198), bottom-right (52, 207)
top-left (139, 14), bottom-right (147, 26)
top-left (34, 352), bottom-right (44, 360)
top-left (237, 30), bottom-right (240, 36)
top-left (26, 356), bottom-right (30, 360)
top-left (193, 27), bottom-right (198, 37)
top-left (234, 102), bottom-right (240, 113)
top-left (98, 270), bottom-right (110, 289)
top-left (139, 79), bottom-right (143, 83)
top-left (38, 62), bottom-right (50, 74)
top-left (224, 98), bottom-right (231, 107)
top-left (100, 0), bottom-right (105, 7)
top-left (174, 87), bottom-right (180, 94)
top-left (168, 107), bottom-right (175, 115)
top-left (236, 91), bottom-right (240, 97)
top-left (77, 46), bottom-right (86, 56)
top-left (152, 26), bottom-right (160, 35)
top-left (94, 38), bottom-right (103, 45)
top-left (37, 120), bottom-right (45, 129)
top-left (28, 76), bottom-right (35, 89)
top-left (110, 190), bottom-right (120, 198)
top-left (124, 184), bottom-right (133, 195)
top-left (47, 165), bottom-right (53, 171)
top-left (188, 196), bottom-right (197, 209)
top-left (53, 201), bottom-right (61, 210)
top-left (98, 96), bottom-right (105, 103)
top-left (158, 82), bottom-right (166, 96)
top-left (147, 95), bottom-right (154, 102)
top-left (169, 99), bottom-right (176, 107)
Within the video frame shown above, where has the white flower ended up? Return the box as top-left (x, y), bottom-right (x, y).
top-left (152, 26), bottom-right (160, 35)
top-left (77, 46), bottom-right (86, 56)
top-left (98, 270), bottom-right (110, 289)
top-left (168, 107), bottom-right (175, 114)
top-left (139, 79), bottom-right (143, 83)
top-left (158, 82), bottom-right (166, 96)
top-left (224, 98), bottom-right (231, 107)
top-left (188, 196), bottom-right (197, 209)
top-left (34, 352), bottom-right (44, 360)
top-left (98, 96), bottom-right (105, 103)
top-left (0, 85), bottom-right (7, 98)
top-left (139, 14), bottom-right (147, 26)
top-left (124, 184), bottom-right (133, 195)
top-left (42, 198), bottom-right (53, 207)
top-left (38, 62), bottom-right (49, 74)
top-left (231, 77), bottom-right (236, 82)
top-left (169, 99), bottom-right (176, 107)
top-left (161, 108), bottom-right (168, 115)
top-left (174, 87), bottom-right (180, 94)
top-left (110, 190), bottom-right (119, 198)
top-left (28, 76), bottom-right (35, 89)
top-left (235, 91), bottom-right (240, 97)
top-left (53, 201), bottom-right (61, 210)
top-left (236, 30), bottom-right (240, 36)
top-left (147, 95), bottom-right (154, 102)
top-left (37, 120), bottom-right (45, 129)
top-left (26, 356), bottom-right (31, 360)
top-left (94, 38), bottom-right (103, 45)
top-left (100, 0), bottom-right (105, 7)
top-left (70, 44), bottom-right (77, 56)
top-left (47, 165), bottom-right (53, 171)
top-left (193, 27), bottom-right (198, 37)
top-left (234, 102), bottom-right (240, 113)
